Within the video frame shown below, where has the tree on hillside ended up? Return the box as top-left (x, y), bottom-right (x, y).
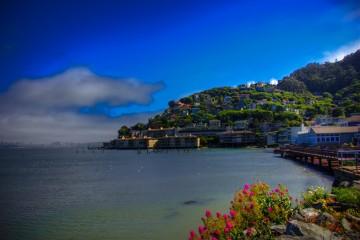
top-left (168, 100), bottom-right (176, 108)
top-left (118, 125), bottom-right (131, 138)
top-left (277, 78), bottom-right (308, 93)
top-left (180, 97), bottom-right (193, 104)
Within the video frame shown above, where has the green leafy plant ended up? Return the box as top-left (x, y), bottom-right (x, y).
top-left (333, 187), bottom-right (360, 207)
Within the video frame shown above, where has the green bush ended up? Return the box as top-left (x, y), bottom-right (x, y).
top-left (333, 187), bottom-right (360, 206)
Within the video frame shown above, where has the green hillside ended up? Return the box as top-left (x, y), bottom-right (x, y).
top-left (126, 50), bottom-right (360, 131)
top-left (277, 50), bottom-right (360, 115)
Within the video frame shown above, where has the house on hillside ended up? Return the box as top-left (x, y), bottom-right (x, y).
top-left (234, 120), bottom-right (248, 130)
top-left (223, 96), bottom-right (232, 104)
top-left (209, 119), bottom-right (221, 128)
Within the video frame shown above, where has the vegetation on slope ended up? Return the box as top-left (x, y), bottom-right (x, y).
top-left (123, 50), bottom-right (360, 132)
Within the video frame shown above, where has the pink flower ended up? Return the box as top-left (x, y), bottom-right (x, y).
top-left (189, 230), bottom-right (196, 238)
top-left (226, 221), bottom-right (233, 229)
top-left (216, 212), bottom-right (222, 218)
top-left (211, 237), bottom-right (218, 240)
top-left (242, 189), bottom-right (249, 195)
top-left (205, 210), bottom-right (212, 218)
top-left (223, 214), bottom-right (229, 220)
top-left (268, 207), bottom-right (273, 213)
top-left (244, 183), bottom-right (250, 190)
top-left (229, 209), bottom-right (237, 218)
top-left (198, 226), bottom-right (205, 234)
top-left (224, 227), bottom-right (230, 233)
top-left (274, 188), bottom-right (280, 193)
top-left (250, 191), bottom-right (255, 196)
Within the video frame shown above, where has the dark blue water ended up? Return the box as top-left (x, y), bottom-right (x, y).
top-left (0, 148), bottom-right (333, 240)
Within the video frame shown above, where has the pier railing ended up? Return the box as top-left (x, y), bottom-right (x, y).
top-left (274, 146), bottom-right (360, 176)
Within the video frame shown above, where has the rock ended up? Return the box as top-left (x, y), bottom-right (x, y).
top-left (317, 212), bottom-right (338, 225)
top-left (286, 220), bottom-right (303, 236)
top-left (183, 200), bottom-right (197, 205)
top-left (344, 231), bottom-right (360, 240)
top-left (275, 236), bottom-right (309, 240)
top-left (346, 212), bottom-right (360, 224)
top-left (311, 202), bottom-right (323, 210)
top-left (271, 224), bottom-right (287, 235)
top-left (341, 218), bottom-right (352, 231)
top-left (292, 212), bottom-right (305, 221)
top-left (353, 180), bottom-right (360, 190)
top-left (285, 220), bottom-right (340, 240)
top-left (299, 208), bottom-right (320, 222)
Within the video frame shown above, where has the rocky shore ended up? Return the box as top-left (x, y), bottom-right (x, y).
top-left (274, 206), bottom-right (360, 239)
top-left (188, 183), bottom-right (360, 240)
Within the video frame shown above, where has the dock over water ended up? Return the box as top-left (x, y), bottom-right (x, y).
top-left (274, 146), bottom-right (360, 184)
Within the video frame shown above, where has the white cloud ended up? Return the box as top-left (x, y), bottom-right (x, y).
top-left (321, 39), bottom-right (360, 62)
top-left (0, 68), bottom-right (163, 144)
top-left (269, 78), bottom-right (278, 85)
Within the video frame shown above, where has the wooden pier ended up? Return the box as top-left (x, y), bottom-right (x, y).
top-left (274, 146), bottom-right (360, 182)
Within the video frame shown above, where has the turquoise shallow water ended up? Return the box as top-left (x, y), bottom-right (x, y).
top-left (0, 148), bottom-right (333, 240)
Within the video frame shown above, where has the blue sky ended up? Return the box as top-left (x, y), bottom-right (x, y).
top-left (0, 0), bottom-right (360, 143)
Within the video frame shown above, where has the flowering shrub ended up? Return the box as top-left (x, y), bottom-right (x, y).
top-left (302, 186), bottom-right (330, 208)
top-left (188, 182), bottom-right (293, 240)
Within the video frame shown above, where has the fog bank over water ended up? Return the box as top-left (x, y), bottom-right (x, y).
top-left (0, 68), bottom-right (163, 144)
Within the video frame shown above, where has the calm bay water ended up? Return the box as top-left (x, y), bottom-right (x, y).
top-left (0, 148), bottom-right (333, 240)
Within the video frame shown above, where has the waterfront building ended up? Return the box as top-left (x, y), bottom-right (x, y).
top-left (145, 127), bottom-right (177, 138)
top-left (178, 127), bottom-right (226, 137)
top-left (155, 136), bottom-right (200, 148)
top-left (346, 114), bottom-right (360, 126)
top-left (276, 125), bottom-right (307, 145)
top-left (266, 132), bottom-right (277, 146)
top-left (218, 131), bottom-right (256, 146)
top-left (104, 135), bottom-right (200, 149)
top-left (297, 126), bottom-right (360, 145)
top-left (105, 137), bottom-right (153, 149)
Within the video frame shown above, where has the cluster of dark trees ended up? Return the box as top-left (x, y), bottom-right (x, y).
top-left (278, 50), bottom-right (360, 94)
